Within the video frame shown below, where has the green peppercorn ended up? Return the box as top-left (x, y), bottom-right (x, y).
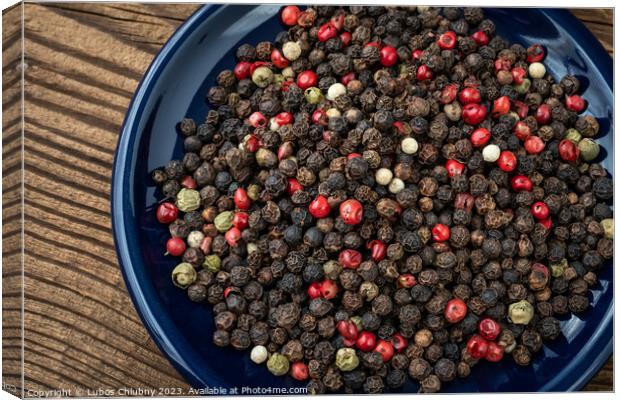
top-left (350, 315), bottom-right (362, 332)
top-left (514, 78), bottom-right (531, 94)
top-left (247, 184), bottom-right (261, 201)
top-left (601, 219), bottom-right (613, 239)
top-left (508, 300), bottom-right (534, 325)
top-left (565, 128), bottom-right (581, 144)
top-left (266, 353), bottom-right (290, 376)
top-left (578, 138), bottom-right (600, 161)
top-left (323, 260), bottom-right (342, 280)
top-left (550, 259), bottom-right (567, 278)
top-left (304, 87), bottom-right (324, 104)
top-left (335, 348), bottom-right (359, 371)
top-left (203, 254), bottom-right (221, 272)
top-left (176, 188), bottom-right (201, 212)
top-left (252, 66), bottom-right (273, 88)
top-left (214, 211), bottom-right (234, 232)
top-left (273, 73), bottom-right (285, 86)
top-left (172, 262), bottom-right (197, 288)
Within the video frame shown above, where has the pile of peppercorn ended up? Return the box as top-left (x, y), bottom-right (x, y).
top-left (150, 5), bottom-right (614, 393)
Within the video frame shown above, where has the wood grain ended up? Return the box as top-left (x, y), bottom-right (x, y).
top-left (1, 4), bottom-right (613, 394)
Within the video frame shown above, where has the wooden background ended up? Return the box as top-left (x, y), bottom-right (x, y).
top-left (2, 3), bottom-right (613, 396)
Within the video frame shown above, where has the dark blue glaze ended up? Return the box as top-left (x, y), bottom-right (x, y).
top-left (112, 6), bottom-right (613, 392)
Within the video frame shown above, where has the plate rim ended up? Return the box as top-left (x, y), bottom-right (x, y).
top-left (111, 5), bottom-right (613, 392)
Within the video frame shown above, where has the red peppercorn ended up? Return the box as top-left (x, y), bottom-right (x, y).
top-left (494, 57), bottom-right (512, 72)
top-left (454, 193), bottom-right (475, 212)
top-left (274, 112), bottom-right (294, 127)
top-left (497, 151), bottom-right (517, 172)
top-left (290, 362), bottom-right (309, 381)
top-left (511, 66), bottom-right (527, 85)
top-left (432, 223), bottom-right (451, 242)
top-left (287, 178), bottom-right (303, 196)
top-left (307, 282), bottom-right (323, 299)
top-left (512, 100), bottom-right (529, 120)
top-left (526, 44), bottom-right (545, 62)
top-left (180, 175), bottom-right (197, 189)
top-left (444, 298), bottom-right (467, 323)
top-left (322, 130), bottom-right (333, 142)
top-left (297, 70), bottom-right (318, 90)
top-left (245, 134), bottom-right (260, 153)
top-left (339, 249), bottom-right (362, 269)
top-left (320, 279), bottom-right (338, 299)
top-left (492, 95), bottom-right (510, 117)
top-left (540, 218), bottom-right (553, 230)
top-left (248, 111), bottom-right (267, 128)
top-left (281, 5), bottom-right (301, 26)
top-left (416, 64), bottom-right (433, 81)
top-left (232, 212), bottom-right (249, 230)
top-left (317, 22), bottom-right (338, 42)
top-left (513, 121), bottom-right (532, 141)
top-left (277, 142), bottom-right (293, 161)
top-left (367, 240), bottom-right (387, 262)
top-left (341, 71), bottom-right (355, 85)
top-left (466, 335), bottom-right (489, 359)
top-left (391, 333), bottom-right (408, 353)
top-left (337, 320), bottom-right (359, 340)
top-left (309, 195), bottom-right (330, 218)
top-left (462, 103), bottom-right (487, 125)
top-left (223, 287), bottom-right (233, 298)
top-left (166, 237), bottom-right (186, 257)
top-left (374, 339), bottom-right (394, 362)
top-left (511, 175), bottom-right (533, 192)
top-left (485, 341), bottom-right (504, 362)
top-left (531, 201), bottom-right (550, 220)
top-left (566, 95), bottom-right (586, 113)
top-left (312, 108), bottom-right (328, 126)
top-left (437, 31), bottom-right (457, 49)
top-left (346, 153), bottom-right (361, 160)
top-left (535, 104), bottom-right (552, 125)
top-left (411, 49), bottom-right (423, 60)
top-left (339, 31), bottom-right (352, 46)
top-left (440, 83), bottom-right (458, 104)
top-left (478, 318), bottom-right (501, 341)
top-left (558, 139), bottom-right (580, 163)
top-left (471, 30), bottom-right (489, 46)
top-left (397, 274), bottom-right (417, 288)
top-left (330, 13), bottom-right (344, 31)
top-left (234, 187), bottom-right (251, 210)
top-left (156, 202), bottom-right (178, 224)
top-left (356, 331), bottom-right (377, 352)
top-left (379, 46), bottom-right (398, 67)
top-left (458, 87), bottom-right (481, 105)
top-left (271, 48), bottom-right (289, 69)
top-left (524, 136), bottom-right (545, 154)
top-left (445, 159), bottom-right (465, 177)
top-left (233, 61), bottom-right (252, 81)
top-left (470, 127), bottom-right (491, 147)
top-left (392, 121), bottom-right (406, 134)
top-left (365, 41), bottom-right (381, 49)
top-left (225, 227), bottom-right (242, 247)
top-left (339, 199), bottom-right (363, 225)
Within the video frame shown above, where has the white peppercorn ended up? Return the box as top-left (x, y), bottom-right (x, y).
top-left (375, 168), bottom-right (393, 186)
top-left (401, 137), bottom-right (419, 155)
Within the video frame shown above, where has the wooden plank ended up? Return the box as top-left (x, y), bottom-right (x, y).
top-left (1, 3), bottom-right (612, 393)
top-left (2, 3), bottom-right (24, 398)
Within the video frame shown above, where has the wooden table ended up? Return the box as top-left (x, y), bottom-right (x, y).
top-left (2, 4), bottom-right (612, 395)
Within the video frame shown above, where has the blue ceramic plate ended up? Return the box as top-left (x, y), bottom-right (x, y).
top-left (112, 6), bottom-right (613, 393)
